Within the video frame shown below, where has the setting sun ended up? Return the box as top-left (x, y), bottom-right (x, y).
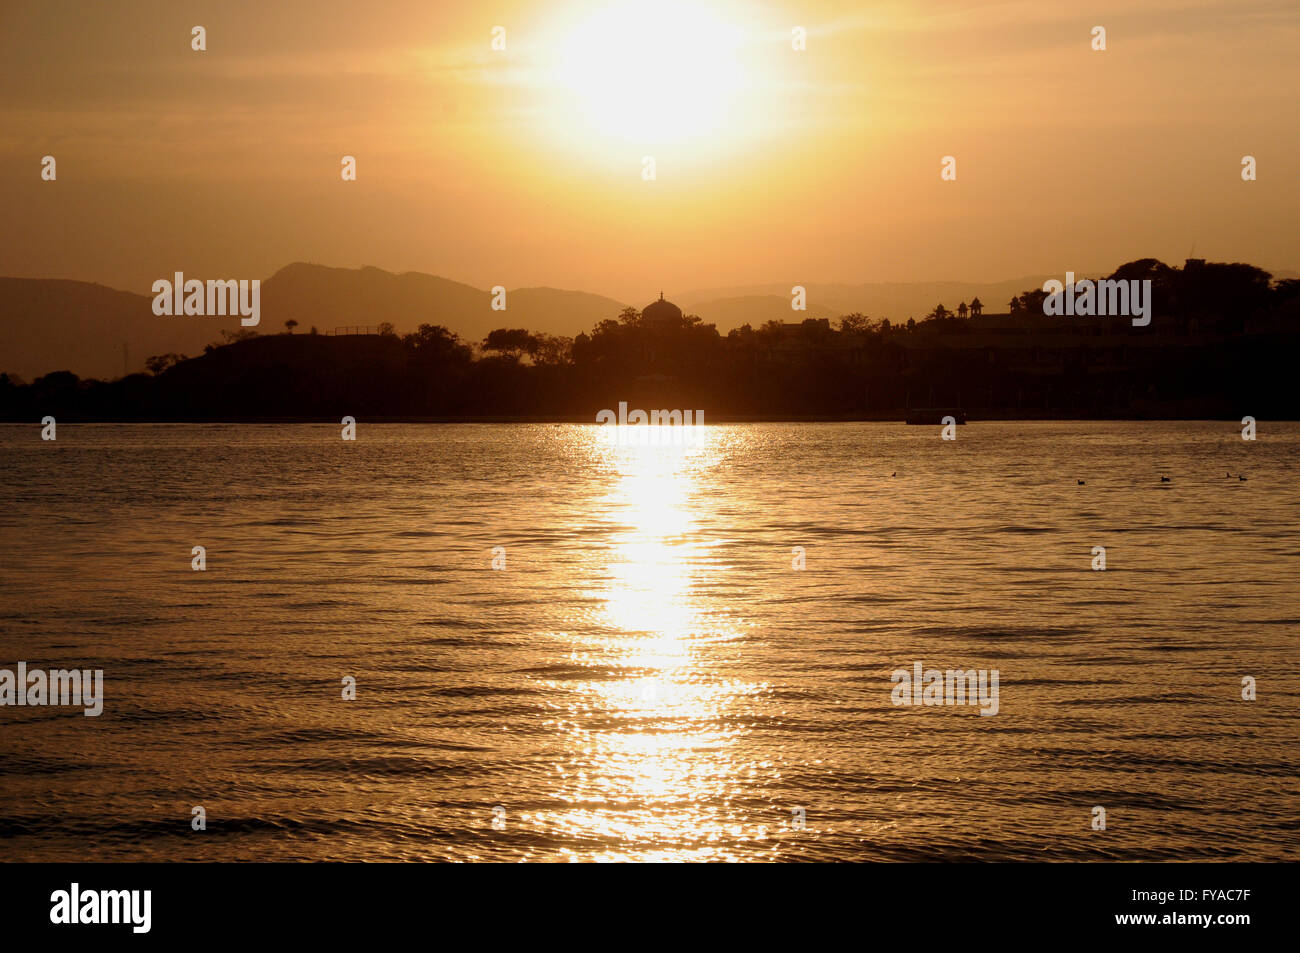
top-left (548, 0), bottom-right (752, 147)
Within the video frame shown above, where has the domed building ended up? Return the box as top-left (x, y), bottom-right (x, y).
top-left (642, 292), bottom-right (683, 328)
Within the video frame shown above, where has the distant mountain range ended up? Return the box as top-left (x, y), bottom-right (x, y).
top-left (682, 265), bottom-right (1294, 329)
top-left (679, 278), bottom-right (1079, 327)
top-left (3, 261), bottom-right (1296, 380)
top-left (0, 264), bottom-right (624, 381)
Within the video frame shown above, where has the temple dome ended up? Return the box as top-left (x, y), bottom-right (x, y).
top-left (642, 293), bottom-right (683, 327)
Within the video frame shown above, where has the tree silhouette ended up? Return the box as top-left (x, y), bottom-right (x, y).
top-left (405, 324), bottom-right (470, 364)
top-left (145, 353), bottom-right (186, 375)
top-left (483, 328), bottom-right (537, 360)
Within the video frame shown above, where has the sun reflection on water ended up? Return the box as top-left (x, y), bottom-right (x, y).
top-left (544, 426), bottom-right (772, 860)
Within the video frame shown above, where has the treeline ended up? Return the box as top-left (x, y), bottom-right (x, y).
top-left (2, 258), bottom-right (1299, 420)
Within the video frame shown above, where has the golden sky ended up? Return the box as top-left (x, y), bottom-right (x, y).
top-left (2, 0), bottom-right (1297, 301)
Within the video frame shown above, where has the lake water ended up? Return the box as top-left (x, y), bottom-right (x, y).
top-left (1, 421), bottom-right (1297, 861)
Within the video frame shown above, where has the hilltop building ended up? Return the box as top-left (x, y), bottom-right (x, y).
top-left (642, 292), bottom-right (683, 328)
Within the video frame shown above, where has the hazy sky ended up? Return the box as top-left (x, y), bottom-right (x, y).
top-left (2, 0), bottom-right (1296, 303)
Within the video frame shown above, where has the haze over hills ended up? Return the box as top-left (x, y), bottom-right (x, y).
top-left (0, 264), bottom-right (627, 381)
top-left (679, 277), bottom-right (1096, 328)
top-left (679, 294), bottom-right (840, 328)
top-left (0, 278), bottom-right (217, 384)
top-left (261, 263), bottom-right (629, 343)
top-left (3, 261), bottom-right (1297, 381)
top-left (678, 267), bottom-right (1300, 330)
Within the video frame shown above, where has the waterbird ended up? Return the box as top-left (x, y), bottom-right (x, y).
top-left (1077, 480), bottom-right (1085, 485)
top-left (1160, 476), bottom-right (1171, 482)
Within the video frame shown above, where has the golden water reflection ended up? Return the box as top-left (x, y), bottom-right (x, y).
top-left (549, 426), bottom-right (771, 860)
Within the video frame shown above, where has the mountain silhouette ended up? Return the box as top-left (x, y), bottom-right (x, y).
top-left (5, 262), bottom-right (1297, 381)
top-left (259, 263), bottom-right (627, 343)
top-left (684, 294), bottom-right (838, 328)
top-left (677, 269), bottom-right (1300, 331)
top-left (0, 264), bottom-right (627, 380)
top-left (0, 278), bottom-right (210, 382)
top-left (679, 277), bottom-right (1077, 330)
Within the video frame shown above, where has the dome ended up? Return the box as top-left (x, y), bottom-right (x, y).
top-left (642, 293), bottom-right (683, 327)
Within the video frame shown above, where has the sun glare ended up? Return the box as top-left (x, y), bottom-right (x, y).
top-left (550, 0), bottom-right (751, 148)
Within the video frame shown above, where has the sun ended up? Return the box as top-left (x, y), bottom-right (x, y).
top-left (549, 0), bottom-right (751, 148)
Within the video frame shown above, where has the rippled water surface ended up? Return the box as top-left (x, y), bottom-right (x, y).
top-left (1, 421), bottom-right (1297, 861)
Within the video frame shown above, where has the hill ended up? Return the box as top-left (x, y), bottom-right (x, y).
top-left (0, 265), bottom-right (628, 381)
top-left (0, 278), bottom-right (210, 382)
top-left (677, 277), bottom-right (1066, 330)
top-left (260, 263), bottom-right (629, 341)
